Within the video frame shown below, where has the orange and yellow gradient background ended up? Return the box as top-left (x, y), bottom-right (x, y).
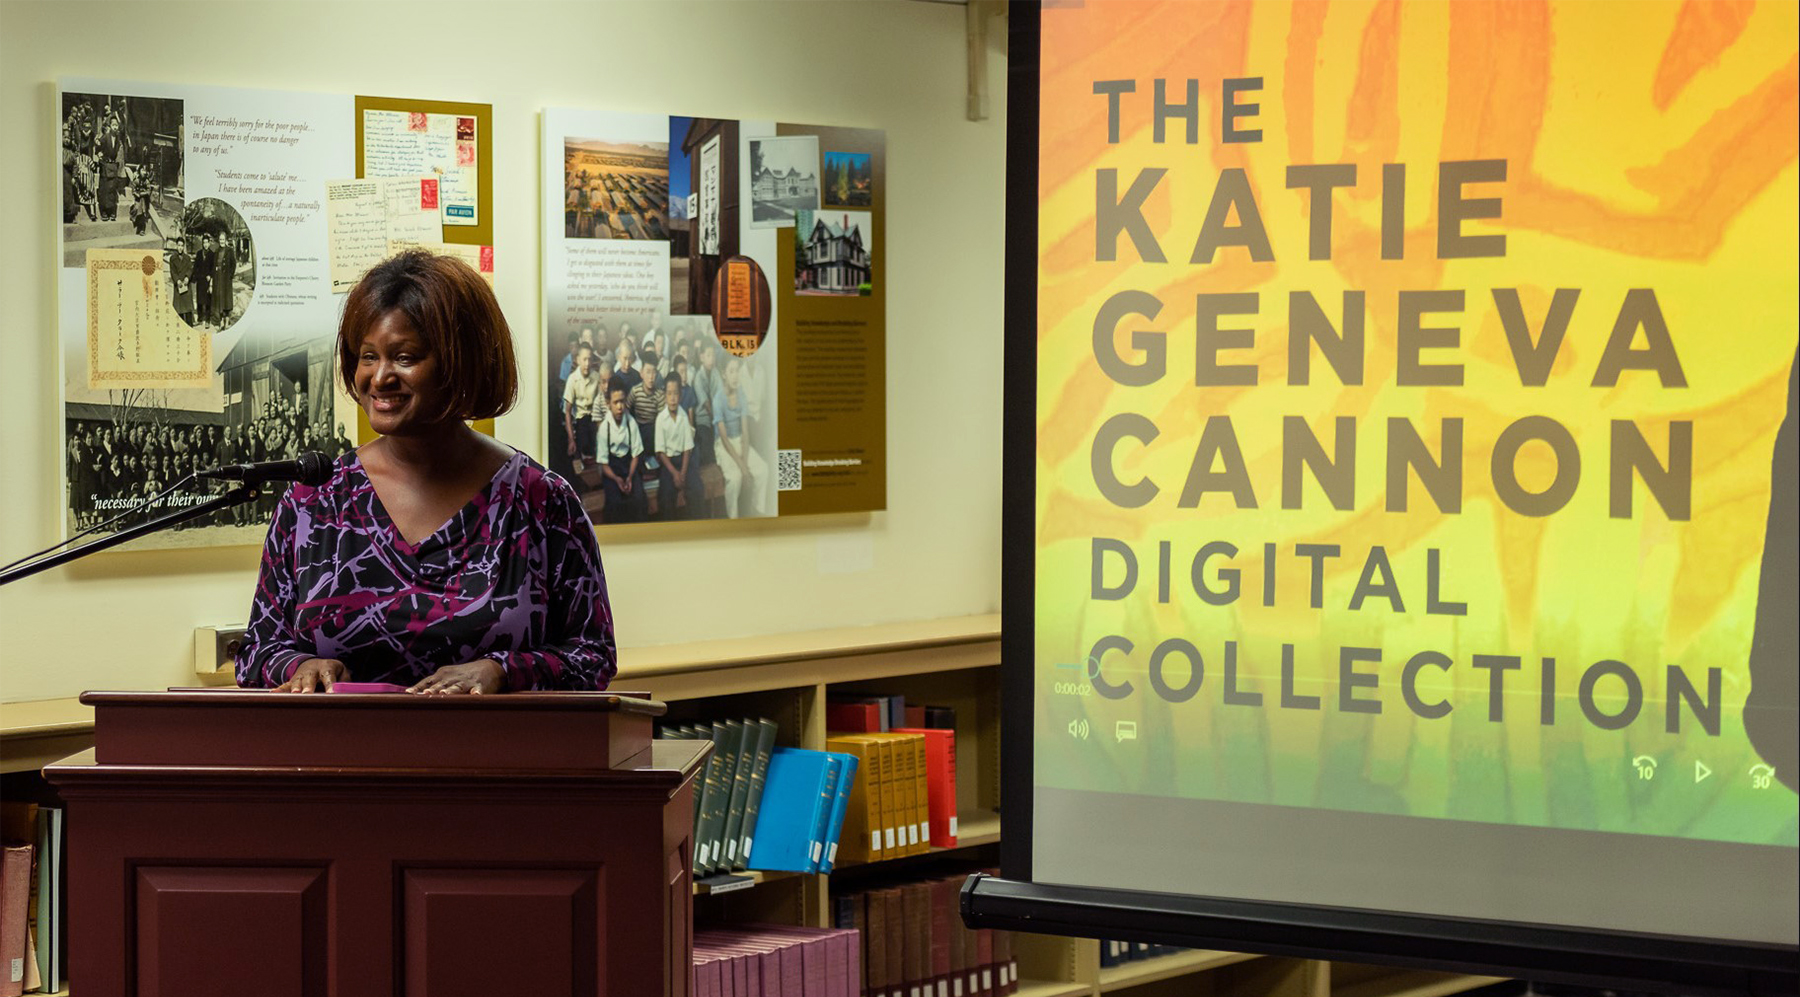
top-left (1034, 0), bottom-right (1798, 844)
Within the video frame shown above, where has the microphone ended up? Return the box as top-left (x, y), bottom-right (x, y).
top-left (197, 451), bottom-right (334, 487)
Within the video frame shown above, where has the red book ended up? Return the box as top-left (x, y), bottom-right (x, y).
top-left (974, 931), bottom-right (994, 997)
top-left (891, 728), bottom-right (957, 847)
top-left (825, 700), bottom-right (882, 733)
top-left (929, 876), bottom-right (959, 996)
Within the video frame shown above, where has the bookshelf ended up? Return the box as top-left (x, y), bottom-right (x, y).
top-left (0, 613), bottom-right (1509, 997)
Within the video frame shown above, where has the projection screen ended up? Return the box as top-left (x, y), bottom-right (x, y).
top-left (988, 1), bottom-right (1799, 990)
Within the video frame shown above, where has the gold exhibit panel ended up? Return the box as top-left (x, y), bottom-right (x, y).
top-left (775, 124), bottom-right (887, 517)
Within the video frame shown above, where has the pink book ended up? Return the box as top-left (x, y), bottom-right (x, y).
top-left (736, 925), bottom-right (851, 997)
top-left (710, 929), bottom-right (805, 997)
top-left (701, 931), bottom-right (787, 997)
top-left (702, 940), bottom-right (773, 997)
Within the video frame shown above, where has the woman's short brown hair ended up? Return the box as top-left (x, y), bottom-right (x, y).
top-left (337, 250), bottom-right (518, 421)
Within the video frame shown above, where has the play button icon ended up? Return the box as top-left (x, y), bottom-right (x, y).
top-left (1695, 760), bottom-right (1712, 783)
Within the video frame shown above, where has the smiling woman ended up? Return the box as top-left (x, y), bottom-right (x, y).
top-left (233, 250), bottom-right (617, 696)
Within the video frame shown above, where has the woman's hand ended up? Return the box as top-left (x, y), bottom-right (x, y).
top-left (409, 659), bottom-right (504, 695)
top-left (278, 658), bottom-right (347, 693)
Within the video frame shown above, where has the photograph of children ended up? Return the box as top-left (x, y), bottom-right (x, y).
top-left (794, 209), bottom-right (873, 296)
top-left (62, 91), bottom-right (184, 268)
top-left (547, 310), bottom-right (759, 525)
top-left (748, 135), bottom-right (819, 228)
top-left (822, 151), bottom-right (873, 208)
top-left (563, 136), bottom-right (669, 240)
top-left (171, 198), bottom-right (256, 332)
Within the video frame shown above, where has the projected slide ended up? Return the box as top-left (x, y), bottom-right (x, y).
top-left (1030, 0), bottom-right (1797, 943)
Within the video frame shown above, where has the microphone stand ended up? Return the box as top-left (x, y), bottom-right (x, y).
top-left (0, 483), bottom-right (261, 587)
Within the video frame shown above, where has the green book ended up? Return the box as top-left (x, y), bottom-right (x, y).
top-left (688, 723), bottom-right (721, 875)
top-left (738, 718), bottom-right (780, 866)
top-left (700, 723), bottom-right (736, 876)
top-left (720, 719), bottom-right (757, 870)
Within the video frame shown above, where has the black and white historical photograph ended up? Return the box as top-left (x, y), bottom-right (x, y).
top-left (748, 135), bottom-right (819, 228)
top-left (64, 334), bottom-right (354, 544)
top-left (171, 198), bottom-right (256, 333)
top-left (61, 91), bottom-right (184, 268)
top-left (794, 209), bottom-right (873, 296)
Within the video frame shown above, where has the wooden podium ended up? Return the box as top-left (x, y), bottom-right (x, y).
top-left (44, 690), bottom-right (710, 997)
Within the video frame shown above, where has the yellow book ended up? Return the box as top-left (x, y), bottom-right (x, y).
top-left (826, 735), bottom-right (883, 863)
top-left (875, 736), bottom-right (900, 855)
top-left (893, 732), bottom-right (920, 854)
top-left (909, 733), bottom-right (930, 854)
top-left (873, 732), bottom-right (925, 856)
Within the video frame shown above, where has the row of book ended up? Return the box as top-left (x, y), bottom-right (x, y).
top-left (662, 721), bottom-right (872, 879)
top-left (825, 731), bottom-right (953, 864)
top-left (827, 695), bottom-right (956, 735)
top-left (833, 874), bottom-right (1019, 997)
top-left (694, 924), bottom-right (861, 997)
top-left (826, 695), bottom-right (959, 865)
top-left (0, 804), bottom-right (64, 997)
top-left (748, 746), bottom-right (859, 874)
top-left (1099, 938), bottom-right (1190, 968)
top-left (663, 719), bottom-right (781, 878)
top-left (666, 697), bottom-right (964, 881)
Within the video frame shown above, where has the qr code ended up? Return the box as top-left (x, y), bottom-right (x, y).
top-left (776, 449), bottom-right (802, 491)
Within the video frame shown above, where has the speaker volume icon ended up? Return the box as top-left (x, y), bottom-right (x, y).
top-left (1067, 718), bottom-right (1091, 740)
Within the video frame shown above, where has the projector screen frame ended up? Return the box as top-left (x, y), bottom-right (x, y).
top-left (987, 2), bottom-right (1798, 993)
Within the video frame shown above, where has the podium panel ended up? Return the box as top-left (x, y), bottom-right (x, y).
top-left (401, 867), bottom-right (602, 996)
top-left (47, 691), bottom-right (707, 997)
top-left (136, 866), bottom-right (328, 997)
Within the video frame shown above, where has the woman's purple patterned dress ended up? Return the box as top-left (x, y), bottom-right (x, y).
top-left (236, 450), bottom-right (615, 690)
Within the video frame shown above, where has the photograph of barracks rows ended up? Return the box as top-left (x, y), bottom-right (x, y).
top-left (563, 139), bottom-right (670, 241)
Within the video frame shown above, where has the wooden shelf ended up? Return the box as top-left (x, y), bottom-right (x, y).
top-left (621, 614), bottom-right (1000, 679)
top-left (1016, 981), bottom-right (1097, 997)
top-left (0, 697), bottom-right (95, 774)
top-left (829, 810), bottom-right (1002, 873)
top-left (693, 868), bottom-right (801, 895)
top-left (1335, 971), bottom-right (1506, 997)
top-left (947, 809), bottom-right (1001, 849)
top-left (1098, 949), bottom-right (1262, 991)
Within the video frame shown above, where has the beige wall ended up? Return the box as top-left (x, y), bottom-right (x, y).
top-left (0, 1), bottom-right (1007, 703)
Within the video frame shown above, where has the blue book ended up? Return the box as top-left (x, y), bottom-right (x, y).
top-left (746, 748), bottom-right (839, 873)
top-left (817, 751), bottom-right (859, 873)
top-left (806, 754), bottom-right (844, 873)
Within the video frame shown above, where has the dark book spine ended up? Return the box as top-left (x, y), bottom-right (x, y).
top-left (739, 718), bottom-right (779, 864)
top-left (720, 719), bottom-right (754, 870)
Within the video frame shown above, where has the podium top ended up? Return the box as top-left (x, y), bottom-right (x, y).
top-left (80, 689), bottom-right (666, 714)
top-left (76, 688), bottom-right (666, 771)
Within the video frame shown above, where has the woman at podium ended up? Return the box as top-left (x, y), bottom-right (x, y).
top-left (235, 250), bottom-right (616, 694)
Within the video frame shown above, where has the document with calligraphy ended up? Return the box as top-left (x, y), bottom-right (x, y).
top-left (85, 249), bottom-right (211, 389)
